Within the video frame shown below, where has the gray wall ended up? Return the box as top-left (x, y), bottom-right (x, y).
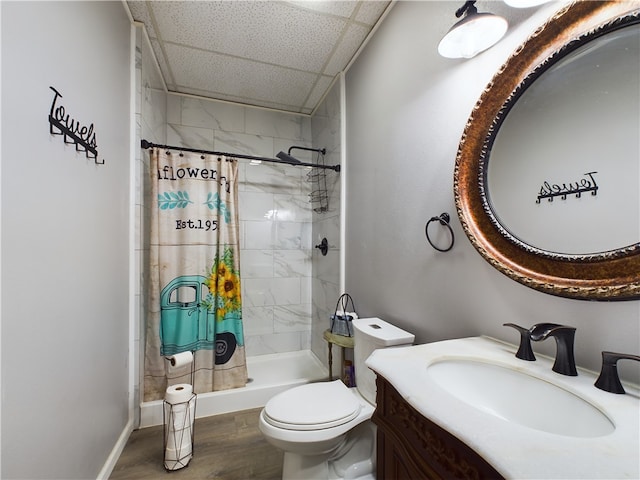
top-left (1, 2), bottom-right (131, 478)
top-left (344, 1), bottom-right (640, 383)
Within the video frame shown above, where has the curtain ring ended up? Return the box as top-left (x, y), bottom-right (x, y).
top-left (425, 213), bottom-right (455, 252)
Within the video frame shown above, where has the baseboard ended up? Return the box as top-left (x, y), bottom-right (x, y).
top-left (96, 418), bottom-right (134, 480)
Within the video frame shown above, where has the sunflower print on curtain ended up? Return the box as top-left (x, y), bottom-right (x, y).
top-left (144, 148), bottom-right (247, 401)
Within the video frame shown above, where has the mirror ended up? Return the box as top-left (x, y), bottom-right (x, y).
top-left (488, 24), bottom-right (639, 255)
top-left (454, 2), bottom-right (640, 300)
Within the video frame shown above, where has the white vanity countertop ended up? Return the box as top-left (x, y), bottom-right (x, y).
top-left (366, 336), bottom-right (640, 479)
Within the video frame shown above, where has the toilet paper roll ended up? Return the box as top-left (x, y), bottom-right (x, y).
top-left (165, 383), bottom-right (193, 404)
top-left (168, 402), bottom-right (195, 431)
top-left (164, 442), bottom-right (193, 470)
top-left (166, 424), bottom-right (192, 450)
top-left (165, 442), bottom-right (192, 462)
top-left (170, 403), bottom-right (188, 430)
top-left (335, 309), bottom-right (358, 320)
top-left (164, 454), bottom-right (192, 472)
top-left (167, 351), bottom-right (193, 368)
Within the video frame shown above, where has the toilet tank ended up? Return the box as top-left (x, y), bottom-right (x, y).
top-left (352, 317), bottom-right (414, 405)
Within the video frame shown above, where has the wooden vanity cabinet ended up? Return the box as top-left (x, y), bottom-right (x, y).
top-left (372, 375), bottom-right (504, 480)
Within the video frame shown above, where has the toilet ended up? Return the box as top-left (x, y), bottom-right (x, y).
top-left (259, 317), bottom-right (415, 480)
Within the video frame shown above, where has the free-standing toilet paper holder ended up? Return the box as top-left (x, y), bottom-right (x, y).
top-left (163, 351), bottom-right (197, 471)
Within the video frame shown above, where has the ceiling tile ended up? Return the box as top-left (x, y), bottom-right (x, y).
top-left (355, 1), bottom-right (390, 25)
top-left (140, 31), bottom-right (165, 91)
top-left (286, 1), bottom-right (358, 18)
top-left (304, 76), bottom-right (335, 111)
top-left (127, 1), bottom-right (392, 114)
top-left (149, 38), bottom-right (175, 89)
top-left (324, 22), bottom-right (370, 76)
top-left (166, 43), bottom-right (317, 108)
top-left (148, 1), bottom-right (347, 72)
top-left (178, 87), bottom-right (307, 113)
top-left (128, 1), bottom-right (157, 38)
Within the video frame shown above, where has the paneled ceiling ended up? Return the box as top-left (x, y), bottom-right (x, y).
top-left (126, 1), bottom-right (392, 115)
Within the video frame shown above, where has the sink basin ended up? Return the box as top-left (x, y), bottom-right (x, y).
top-left (367, 337), bottom-right (638, 479)
top-left (427, 360), bottom-right (615, 437)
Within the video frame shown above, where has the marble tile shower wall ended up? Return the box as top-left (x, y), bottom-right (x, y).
top-left (165, 94), bottom-right (315, 355)
top-left (310, 80), bottom-right (342, 365)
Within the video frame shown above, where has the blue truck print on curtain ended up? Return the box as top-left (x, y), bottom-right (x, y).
top-left (160, 270), bottom-right (243, 365)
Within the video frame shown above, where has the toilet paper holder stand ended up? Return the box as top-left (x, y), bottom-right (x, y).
top-left (164, 350), bottom-right (196, 384)
top-left (163, 351), bottom-right (197, 471)
top-left (163, 391), bottom-right (197, 471)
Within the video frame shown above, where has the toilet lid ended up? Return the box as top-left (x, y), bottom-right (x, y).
top-left (263, 380), bottom-right (362, 431)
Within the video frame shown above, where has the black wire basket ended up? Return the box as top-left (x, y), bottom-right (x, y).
top-left (330, 293), bottom-right (356, 337)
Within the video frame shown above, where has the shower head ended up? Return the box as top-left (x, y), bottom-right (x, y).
top-left (276, 151), bottom-right (301, 164)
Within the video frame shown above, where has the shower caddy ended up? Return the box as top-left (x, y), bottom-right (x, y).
top-left (286, 145), bottom-right (330, 213)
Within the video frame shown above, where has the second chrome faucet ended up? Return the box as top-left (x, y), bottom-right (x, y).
top-left (505, 322), bottom-right (577, 376)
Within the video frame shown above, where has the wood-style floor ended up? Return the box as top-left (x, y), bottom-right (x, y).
top-left (110, 408), bottom-right (283, 480)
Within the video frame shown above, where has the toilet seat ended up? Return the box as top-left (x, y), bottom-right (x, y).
top-left (263, 380), bottom-right (362, 431)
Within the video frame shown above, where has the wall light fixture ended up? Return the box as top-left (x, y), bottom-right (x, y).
top-left (438, 1), bottom-right (508, 59)
top-left (504, 0), bottom-right (552, 7)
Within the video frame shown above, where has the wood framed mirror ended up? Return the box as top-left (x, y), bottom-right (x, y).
top-left (454, 1), bottom-right (640, 300)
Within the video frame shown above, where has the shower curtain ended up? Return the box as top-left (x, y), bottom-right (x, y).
top-left (144, 148), bottom-right (247, 401)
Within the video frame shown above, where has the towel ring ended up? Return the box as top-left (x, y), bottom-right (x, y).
top-left (425, 213), bottom-right (455, 252)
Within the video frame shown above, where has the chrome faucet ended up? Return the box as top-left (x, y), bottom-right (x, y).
top-left (529, 323), bottom-right (577, 376)
top-left (594, 351), bottom-right (640, 394)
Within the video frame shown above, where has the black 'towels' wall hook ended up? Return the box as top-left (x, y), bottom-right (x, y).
top-left (48, 86), bottom-right (104, 165)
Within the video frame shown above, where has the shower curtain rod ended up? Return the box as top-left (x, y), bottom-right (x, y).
top-left (141, 139), bottom-right (340, 172)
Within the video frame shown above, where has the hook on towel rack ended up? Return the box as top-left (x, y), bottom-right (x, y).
top-left (425, 213), bottom-right (455, 252)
